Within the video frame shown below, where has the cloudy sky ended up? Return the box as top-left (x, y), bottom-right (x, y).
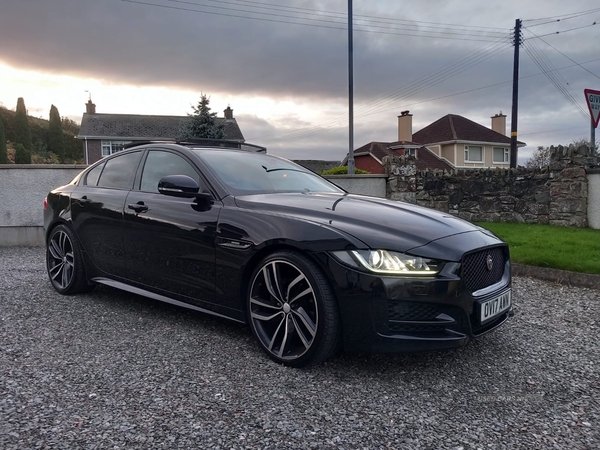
top-left (1, 0), bottom-right (599, 164)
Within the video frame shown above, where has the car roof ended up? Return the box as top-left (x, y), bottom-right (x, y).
top-left (124, 139), bottom-right (267, 153)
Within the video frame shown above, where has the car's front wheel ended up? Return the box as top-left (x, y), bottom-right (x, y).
top-left (247, 251), bottom-right (341, 367)
top-left (46, 224), bottom-right (92, 295)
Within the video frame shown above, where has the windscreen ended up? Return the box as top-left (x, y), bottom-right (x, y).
top-left (194, 150), bottom-right (344, 195)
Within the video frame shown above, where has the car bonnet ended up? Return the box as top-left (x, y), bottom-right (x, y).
top-left (234, 192), bottom-right (485, 253)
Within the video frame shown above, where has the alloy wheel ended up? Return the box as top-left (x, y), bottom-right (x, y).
top-left (48, 230), bottom-right (75, 290)
top-left (249, 260), bottom-right (319, 361)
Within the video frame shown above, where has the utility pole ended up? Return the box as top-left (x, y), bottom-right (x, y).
top-left (592, 119), bottom-right (596, 153)
top-left (347, 0), bottom-right (355, 175)
top-left (584, 89), bottom-right (600, 153)
top-left (510, 18), bottom-right (522, 168)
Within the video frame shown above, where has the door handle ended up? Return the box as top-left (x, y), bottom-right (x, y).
top-left (128, 202), bottom-right (149, 213)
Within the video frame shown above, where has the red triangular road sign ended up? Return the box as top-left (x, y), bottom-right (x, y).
top-left (584, 89), bottom-right (600, 128)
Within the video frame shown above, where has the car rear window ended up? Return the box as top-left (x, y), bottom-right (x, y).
top-left (97, 151), bottom-right (142, 190)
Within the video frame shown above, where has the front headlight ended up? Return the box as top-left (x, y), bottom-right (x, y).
top-left (331, 250), bottom-right (441, 276)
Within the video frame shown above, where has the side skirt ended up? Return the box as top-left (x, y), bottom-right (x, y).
top-left (91, 277), bottom-right (245, 324)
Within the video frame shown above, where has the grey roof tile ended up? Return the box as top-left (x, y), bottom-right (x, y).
top-left (77, 113), bottom-right (244, 141)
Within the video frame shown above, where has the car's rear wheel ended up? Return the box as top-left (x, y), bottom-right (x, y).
top-left (46, 224), bottom-right (92, 295)
top-left (247, 251), bottom-right (341, 367)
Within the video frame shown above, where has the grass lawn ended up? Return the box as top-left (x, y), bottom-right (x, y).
top-left (476, 222), bottom-right (600, 275)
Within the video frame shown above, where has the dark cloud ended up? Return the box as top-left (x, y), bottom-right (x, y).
top-left (1, 0), bottom-right (599, 165)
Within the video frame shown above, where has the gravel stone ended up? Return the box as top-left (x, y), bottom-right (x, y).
top-left (1, 247), bottom-right (599, 449)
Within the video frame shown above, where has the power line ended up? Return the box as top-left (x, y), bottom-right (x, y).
top-left (524, 27), bottom-right (600, 80)
top-left (256, 43), bottom-right (511, 144)
top-left (533, 21), bottom-right (598, 38)
top-left (522, 31), bottom-right (589, 120)
top-left (119, 0), bottom-right (598, 143)
top-left (121, 0), bottom-right (506, 42)
top-left (249, 36), bottom-right (512, 143)
top-left (345, 41), bottom-right (511, 118)
top-left (523, 29), bottom-right (589, 118)
top-left (523, 46), bottom-right (588, 120)
top-left (369, 57), bottom-right (600, 117)
top-left (122, 0), bottom-right (512, 144)
top-left (261, 41), bottom-right (510, 142)
top-left (224, 0), bottom-right (509, 31)
top-left (170, 0), bottom-right (507, 38)
top-left (251, 57), bottom-right (600, 143)
top-left (523, 7), bottom-right (600, 22)
top-left (520, 125), bottom-right (589, 137)
top-left (173, 0), bottom-right (510, 36)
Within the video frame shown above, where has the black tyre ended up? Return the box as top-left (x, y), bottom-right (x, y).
top-left (46, 224), bottom-right (93, 295)
top-left (247, 251), bottom-right (341, 367)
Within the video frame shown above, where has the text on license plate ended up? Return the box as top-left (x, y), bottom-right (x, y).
top-left (480, 290), bottom-right (511, 323)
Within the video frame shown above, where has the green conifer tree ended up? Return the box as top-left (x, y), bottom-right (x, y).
top-left (0, 115), bottom-right (8, 164)
top-left (178, 94), bottom-right (225, 140)
top-left (48, 104), bottom-right (65, 162)
top-left (14, 97), bottom-right (32, 152)
top-left (14, 143), bottom-right (31, 164)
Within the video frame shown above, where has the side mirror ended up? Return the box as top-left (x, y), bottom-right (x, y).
top-left (158, 175), bottom-right (200, 198)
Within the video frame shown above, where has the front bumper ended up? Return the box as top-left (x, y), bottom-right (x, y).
top-left (324, 253), bottom-right (512, 354)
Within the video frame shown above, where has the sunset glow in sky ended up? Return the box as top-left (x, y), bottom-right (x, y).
top-left (1, 0), bottom-right (599, 164)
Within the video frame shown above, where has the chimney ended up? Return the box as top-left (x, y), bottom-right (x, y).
top-left (224, 106), bottom-right (233, 120)
top-left (85, 99), bottom-right (96, 114)
top-left (398, 110), bottom-right (412, 142)
top-left (491, 112), bottom-right (506, 136)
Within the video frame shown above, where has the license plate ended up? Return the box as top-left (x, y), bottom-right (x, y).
top-left (480, 290), bottom-right (511, 323)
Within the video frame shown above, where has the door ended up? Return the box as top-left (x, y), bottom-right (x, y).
top-left (71, 151), bottom-right (143, 276)
top-left (122, 149), bottom-right (221, 307)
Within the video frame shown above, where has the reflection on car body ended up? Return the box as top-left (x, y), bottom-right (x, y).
top-left (44, 139), bottom-right (513, 367)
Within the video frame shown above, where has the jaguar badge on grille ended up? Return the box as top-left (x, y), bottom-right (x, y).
top-left (486, 254), bottom-right (493, 271)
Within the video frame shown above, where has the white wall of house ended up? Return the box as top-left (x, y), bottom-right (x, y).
top-left (0, 165), bottom-right (86, 245)
top-left (456, 143), bottom-right (511, 168)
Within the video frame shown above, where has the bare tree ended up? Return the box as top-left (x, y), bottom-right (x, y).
top-left (526, 139), bottom-right (600, 168)
top-left (525, 145), bottom-right (551, 169)
top-left (571, 138), bottom-right (599, 156)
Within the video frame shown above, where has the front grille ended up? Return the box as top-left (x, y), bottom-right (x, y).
top-left (388, 301), bottom-right (440, 322)
top-left (388, 322), bottom-right (443, 333)
top-left (386, 301), bottom-right (462, 334)
top-left (462, 247), bottom-right (505, 294)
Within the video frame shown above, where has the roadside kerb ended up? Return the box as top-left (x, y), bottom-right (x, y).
top-left (513, 263), bottom-right (600, 290)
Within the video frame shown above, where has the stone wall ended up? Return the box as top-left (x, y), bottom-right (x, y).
top-left (324, 174), bottom-right (387, 198)
top-left (385, 145), bottom-right (599, 228)
top-left (294, 160), bottom-right (340, 173)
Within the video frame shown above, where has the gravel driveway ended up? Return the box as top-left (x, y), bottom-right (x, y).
top-left (1, 247), bottom-right (598, 449)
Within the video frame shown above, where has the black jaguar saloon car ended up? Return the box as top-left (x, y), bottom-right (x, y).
top-left (44, 140), bottom-right (513, 367)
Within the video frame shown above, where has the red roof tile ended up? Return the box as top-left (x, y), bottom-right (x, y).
top-left (353, 142), bottom-right (390, 162)
top-left (347, 141), bottom-right (454, 171)
top-left (415, 147), bottom-right (454, 171)
top-left (412, 114), bottom-right (525, 146)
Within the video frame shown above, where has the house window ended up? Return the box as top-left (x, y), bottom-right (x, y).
top-left (464, 145), bottom-right (483, 162)
top-left (405, 148), bottom-right (417, 156)
top-left (101, 140), bottom-right (131, 157)
top-left (493, 147), bottom-right (509, 163)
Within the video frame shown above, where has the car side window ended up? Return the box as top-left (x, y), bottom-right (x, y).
top-left (140, 150), bottom-right (200, 193)
top-left (84, 162), bottom-right (105, 186)
top-left (97, 151), bottom-right (142, 190)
